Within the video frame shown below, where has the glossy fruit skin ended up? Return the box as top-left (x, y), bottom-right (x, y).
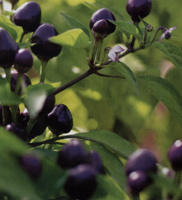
top-left (17, 108), bottom-right (29, 129)
top-left (0, 28), bottom-right (19, 69)
top-left (126, 0), bottom-right (152, 23)
top-left (57, 139), bottom-right (87, 169)
top-left (64, 164), bottom-right (97, 199)
top-left (19, 153), bottom-right (42, 180)
top-left (14, 49), bottom-right (33, 73)
top-left (13, 1), bottom-right (41, 33)
top-left (47, 104), bottom-right (73, 136)
top-left (31, 23), bottom-right (62, 61)
top-left (168, 140), bottom-right (182, 171)
top-left (38, 95), bottom-right (55, 117)
top-left (5, 123), bottom-right (26, 141)
top-left (88, 150), bottom-right (105, 174)
top-left (89, 8), bottom-right (116, 35)
top-left (125, 148), bottom-right (157, 176)
top-left (127, 171), bottom-right (150, 195)
top-left (92, 19), bottom-right (109, 35)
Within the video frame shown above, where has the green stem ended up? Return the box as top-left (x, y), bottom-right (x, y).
top-left (39, 60), bottom-right (48, 83)
top-left (19, 31), bottom-right (26, 43)
top-left (14, 73), bottom-right (23, 95)
top-left (26, 118), bottom-right (37, 135)
top-left (9, 105), bottom-right (18, 124)
top-left (4, 68), bottom-right (11, 84)
top-left (2, 106), bottom-right (10, 126)
top-left (90, 37), bottom-right (103, 65)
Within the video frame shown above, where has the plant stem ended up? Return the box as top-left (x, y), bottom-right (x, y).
top-left (2, 106), bottom-right (10, 126)
top-left (9, 105), bottom-right (18, 123)
top-left (14, 73), bottom-right (23, 95)
top-left (26, 118), bottom-right (37, 135)
top-left (39, 60), bottom-right (48, 83)
top-left (4, 68), bottom-right (11, 84)
top-left (19, 31), bottom-right (26, 43)
top-left (51, 68), bottom-right (95, 96)
top-left (90, 37), bottom-right (103, 64)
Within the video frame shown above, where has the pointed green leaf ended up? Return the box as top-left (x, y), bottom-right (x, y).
top-left (63, 130), bottom-right (137, 159)
top-left (110, 20), bottom-right (143, 41)
top-left (152, 41), bottom-right (182, 71)
top-left (0, 77), bottom-right (22, 105)
top-left (0, 128), bottom-right (41, 199)
top-left (91, 175), bottom-right (126, 200)
top-left (138, 76), bottom-right (182, 125)
top-left (60, 13), bottom-right (90, 38)
top-left (0, 15), bottom-right (23, 41)
top-left (110, 61), bottom-right (139, 95)
top-left (50, 28), bottom-right (90, 49)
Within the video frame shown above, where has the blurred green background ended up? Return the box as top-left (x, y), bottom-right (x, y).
top-left (14, 0), bottom-right (182, 171)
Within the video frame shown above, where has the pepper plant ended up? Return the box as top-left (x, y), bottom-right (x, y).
top-left (0, 0), bottom-right (182, 199)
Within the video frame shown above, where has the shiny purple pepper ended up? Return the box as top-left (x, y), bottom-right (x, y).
top-left (125, 148), bottom-right (158, 176)
top-left (19, 153), bottom-right (42, 180)
top-left (31, 23), bottom-right (62, 61)
top-left (89, 8), bottom-right (116, 36)
top-left (64, 164), bottom-right (97, 199)
top-left (126, 0), bottom-right (152, 23)
top-left (47, 104), bottom-right (73, 136)
top-left (13, 1), bottom-right (41, 33)
top-left (14, 49), bottom-right (33, 73)
top-left (92, 19), bottom-right (109, 36)
top-left (168, 140), bottom-right (182, 171)
top-left (127, 171), bottom-right (150, 195)
top-left (57, 139), bottom-right (87, 169)
top-left (0, 28), bottom-right (19, 69)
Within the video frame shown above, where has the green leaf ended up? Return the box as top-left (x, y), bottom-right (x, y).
top-left (138, 76), bottom-right (182, 125)
top-left (83, 141), bottom-right (127, 193)
top-left (110, 62), bottom-right (139, 95)
top-left (0, 15), bottom-right (23, 41)
top-left (0, 128), bottom-right (41, 199)
top-left (91, 175), bottom-right (125, 200)
top-left (23, 84), bottom-right (55, 118)
top-left (60, 13), bottom-right (90, 38)
top-left (63, 130), bottom-right (136, 159)
top-left (110, 20), bottom-right (143, 41)
top-left (152, 41), bottom-right (182, 71)
top-left (0, 77), bottom-right (22, 105)
top-left (50, 28), bottom-right (90, 49)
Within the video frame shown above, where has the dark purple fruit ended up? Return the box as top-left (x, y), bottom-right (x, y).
top-left (47, 104), bottom-right (73, 136)
top-left (14, 49), bottom-right (33, 73)
top-left (57, 139), bottom-right (87, 169)
top-left (19, 152), bottom-right (42, 180)
top-left (28, 116), bottom-right (48, 140)
top-left (126, 0), bottom-right (152, 23)
top-left (88, 150), bottom-right (105, 174)
top-left (0, 28), bottom-right (19, 69)
top-left (31, 23), bottom-right (62, 61)
top-left (64, 164), bottom-right (97, 199)
top-left (5, 123), bottom-right (26, 141)
top-left (89, 8), bottom-right (116, 36)
top-left (38, 94), bottom-right (55, 117)
top-left (127, 171), bottom-right (150, 195)
top-left (13, 1), bottom-right (41, 33)
top-left (125, 148), bottom-right (157, 176)
top-left (17, 108), bottom-right (30, 129)
top-left (168, 140), bottom-right (182, 171)
top-left (92, 19), bottom-right (109, 35)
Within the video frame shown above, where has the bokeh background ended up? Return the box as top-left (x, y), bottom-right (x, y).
top-left (14, 0), bottom-right (182, 175)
